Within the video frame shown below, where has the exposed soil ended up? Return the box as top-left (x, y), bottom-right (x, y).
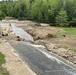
top-left (1, 20), bottom-right (76, 74)
top-left (20, 23), bottom-right (76, 65)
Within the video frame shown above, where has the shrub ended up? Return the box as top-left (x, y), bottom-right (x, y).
top-left (0, 52), bottom-right (6, 65)
top-left (0, 52), bottom-right (9, 75)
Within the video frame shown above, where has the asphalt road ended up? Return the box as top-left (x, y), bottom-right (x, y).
top-left (9, 41), bottom-right (76, 75)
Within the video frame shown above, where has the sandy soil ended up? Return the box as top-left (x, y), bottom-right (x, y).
top-left (0, 39), bottom-right (36, 75)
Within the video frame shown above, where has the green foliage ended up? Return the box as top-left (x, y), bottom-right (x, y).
top-left (17, 2), bottom-right (26, 18)
top-left (0, 0), bottom-right (76, 27)
top-left (0, 53), bottom-right (9, 75)
top-left (62, 27), bottom-right (76, 35)
top-left (0, 10), bottom-right (6, 20)
top-left (29, 0), bottom-right (61, 23)
top-left (55, 8), bottom-right (69, 27)
top-left (0, 52), bottom-right (6, 65)
top-left (70, 18), bottom-right (76, 27)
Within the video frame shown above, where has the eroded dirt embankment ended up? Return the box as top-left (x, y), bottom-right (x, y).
top-left (1, 20), bottom-right (76, 68)
top-left (21, 25), bottom-right (76, 64)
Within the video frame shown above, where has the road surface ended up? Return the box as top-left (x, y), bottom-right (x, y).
top-left (9, 41), bottom-right (76, 75)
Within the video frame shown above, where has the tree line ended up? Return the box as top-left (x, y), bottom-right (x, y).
top-left (0, 0), bottom-right (76, 27)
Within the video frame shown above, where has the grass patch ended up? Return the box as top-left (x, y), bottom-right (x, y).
top-left (57, 45), bottom-right (69, 49)
top-left (69, 48), bottom-right (76, 52)
top-left (57, 44), bottom-right (76, 52)
top-left (0, 52), bottom-right (9, 75)
top-left (53, 33), bottom-right (63, 37)
top-left (0, 52), bottom-right (6, 65)
top-left (41, 26), bottom-right (76, 35)
top-left (62, 27), bottom-right (76, 35)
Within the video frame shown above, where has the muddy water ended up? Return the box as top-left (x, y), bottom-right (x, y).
top-left (11, 23), bottom-right (33, 41)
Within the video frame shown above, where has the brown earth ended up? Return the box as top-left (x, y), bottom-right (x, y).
top-left (20, 24), bottom-right (76, 65)
top-left (1, 20), bottom-right (76, 73)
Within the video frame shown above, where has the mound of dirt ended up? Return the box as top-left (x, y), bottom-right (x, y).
top-left (44, 43), bottom-right (76, 64)
top-left (26, 27), bottom-right (67, 40)
top-left (23, 25), bottom-right (76, 65)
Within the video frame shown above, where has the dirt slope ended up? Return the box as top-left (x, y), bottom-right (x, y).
top-left (21, 25), bottom-right (76, 65)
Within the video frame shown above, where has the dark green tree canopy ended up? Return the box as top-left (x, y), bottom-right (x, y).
top-left (0, 10), bottom-right (6, 20)
top-left (55, 8), bottom-right (69, 27)
top-left (0, 0), bottom-right (76, 27)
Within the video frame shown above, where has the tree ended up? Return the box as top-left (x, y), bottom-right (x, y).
top-left (65, 0), bottom-right (74, 20)
top-left (17, 0), bottom-right (26, 19)
top-left (0, 0), bottom-right (76, 27)
top-left (30, 0), bottom-right (43, 21)
top-left (0, 2), bottom-right (8, 15)
top-left (55, 8), bottom-right (69, 27)
top-left (47, 0), bottom-right (63, 23)
top-left (0, 10), bottom-right (6, 20)
top-left (24, 0), bottom-right (31, 18)
top-left (11, 2), bottom-right (20, 18)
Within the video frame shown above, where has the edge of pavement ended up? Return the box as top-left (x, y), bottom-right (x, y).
top-left (2, 40), bottom-right (37, 75)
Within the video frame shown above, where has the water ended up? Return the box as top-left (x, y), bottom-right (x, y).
top-left (9, 41), bottom-right (76, 75)
top-left (11, 23), bottom-right (33, 41)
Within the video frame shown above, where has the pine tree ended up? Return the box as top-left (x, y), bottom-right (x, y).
top-left (55, 8), bottom-right (69, 27)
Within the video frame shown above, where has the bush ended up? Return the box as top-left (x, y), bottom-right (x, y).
top-left (0, 52), bottom-right (9, 75)
top-left (0, 10), bottom-right (6, 20)
top-left (0, 52), bottom-right (6, 65)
